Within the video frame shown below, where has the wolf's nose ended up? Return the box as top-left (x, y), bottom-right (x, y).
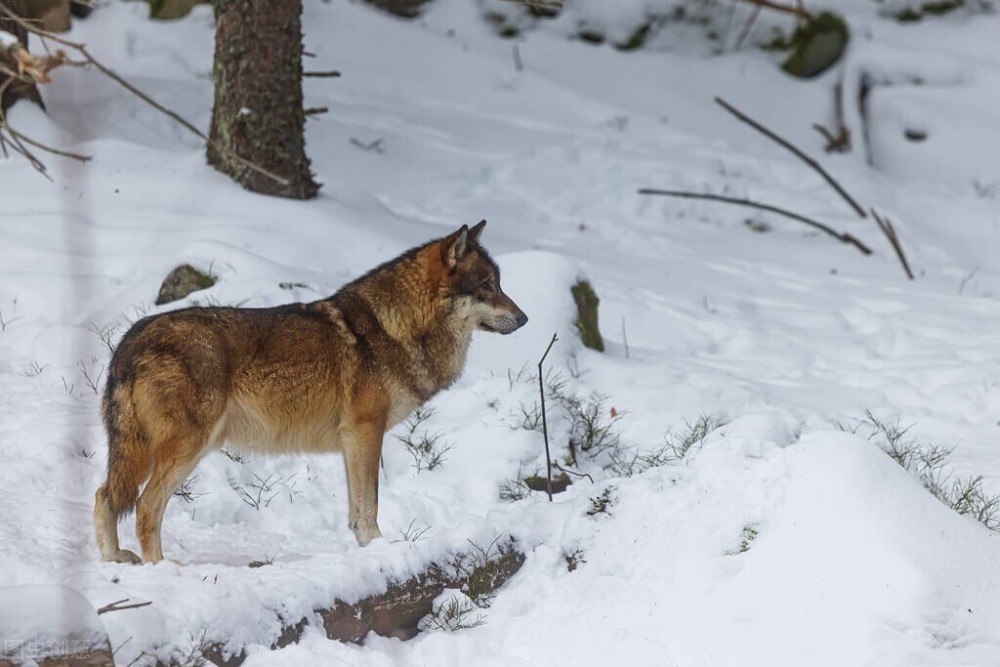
top-left (515, 311), bottom-right (528, 328)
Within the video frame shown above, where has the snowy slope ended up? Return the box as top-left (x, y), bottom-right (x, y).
top-left (2, 1), bottom-right (1000, 665)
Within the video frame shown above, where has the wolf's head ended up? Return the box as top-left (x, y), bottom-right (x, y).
top-left (438, 220), bottom-right (528, 335)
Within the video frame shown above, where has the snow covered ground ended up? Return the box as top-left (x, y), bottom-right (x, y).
top-left (2, 1), bottom-right (1000, 664)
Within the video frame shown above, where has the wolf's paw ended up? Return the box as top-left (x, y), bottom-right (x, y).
top-left (353, 524), bottom-right (383, 547)
top-left (108, 549), bottom-right (142, 564)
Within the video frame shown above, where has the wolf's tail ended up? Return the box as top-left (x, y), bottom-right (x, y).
top-left (94, 361), bottom-right (152, 562)
top-left (98, 368), bottom-right (150, 519)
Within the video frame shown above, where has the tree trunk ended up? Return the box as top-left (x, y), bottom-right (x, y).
top-left (207, 0), bottom-right (319, 199)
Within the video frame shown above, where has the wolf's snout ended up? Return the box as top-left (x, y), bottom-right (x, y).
top-left (497, 307), bottom-right (527, 335)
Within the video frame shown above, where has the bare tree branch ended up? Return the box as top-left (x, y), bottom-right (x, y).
top-left (8, 125), bottom-right (89, 161)
top-left (731, 0), bottom-right (811, 19)
top-left (871, 209), bottom-right (914, 280)
top-left (97, 598), bottom-right (153, 615)
top-left (0, 4), bottom-right (290, 186)
top-left (497, 0), bottom-right (564, 11)
top-left (812, 76), bottom-right (850, 153)
top-left (552, 461), bottom-right (594, 484)
top-left (637, 187), bottom-right (873, 255)
top-left (715, 96), bottom-right (867, 219)
top-left (537, 333), bottom-right (558, 502)
top-left (734, 3), bottom-right (762, 50)
top-left (3, 121), bottom-right (52, 178)
top-left (0, 38), bottom-right (77, 177)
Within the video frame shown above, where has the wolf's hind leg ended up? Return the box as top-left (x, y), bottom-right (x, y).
top-left (135, 436), bottom-right (207, 563)
top-left (94, 485), bottom-right (142, 564)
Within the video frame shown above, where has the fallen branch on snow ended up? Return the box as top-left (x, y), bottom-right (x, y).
top-left (637, 188), bottom-right (873, 256)
top-left (714, 96), bottom-right (867, 219)
top-left (96, 597), bottom-right (152, 615)
top-left (871, 208), bottom-right (914, 280)
top-left (731, 0), bottom-right (812, 20)
top-left (644, 95), bottom-right (919, 278)
top-left (711, 96), bottom-right (918, 279)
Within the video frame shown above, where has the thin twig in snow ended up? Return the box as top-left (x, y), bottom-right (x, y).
top-left (552, 461), bottom-right (594, 484)
top-left (97, 598), bottom-right (153, 615)
top-left (620, 317), bottom-right (630, 359)
top-left (734, 3), bottom-right (762, 50)
top-left (537, 333), bottom-right (558, 502)
top-left (715, 96), bottom-right (867, 219)
top-left (732, 0), bottom-right (812, 19)
top-left (871, 208), bottom-right (914, 280)
top-left (637, 188), bottom-right (873, 255)
top-left (958, 266), bottom-right (980, 294)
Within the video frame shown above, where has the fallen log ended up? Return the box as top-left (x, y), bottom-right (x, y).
top-left (203, 541), bottom-right (526, 666)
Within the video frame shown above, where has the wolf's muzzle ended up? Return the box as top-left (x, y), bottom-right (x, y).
top-left (496, 309), bottom-right (528, 335)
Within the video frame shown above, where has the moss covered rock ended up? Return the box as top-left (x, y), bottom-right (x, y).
top-left (147, 0), bottom-right (200, 20)
top-left (571, 279), bottom-right (604, 352)
top-left (524, 472), bottom-right (571, 494)
top-left (615, 20), bottom-right (655, 51)
top-left (781, 12), bottom-right (849, 79)
top-left (155, 264), bottom-right (216, 305)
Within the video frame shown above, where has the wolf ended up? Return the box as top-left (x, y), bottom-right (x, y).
top-left (93, 221), bottom-right (527, 563)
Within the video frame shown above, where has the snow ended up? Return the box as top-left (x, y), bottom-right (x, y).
top-left (2, 0), bottom-right (1000, 665)
top-left (0, 31), bottom-right (19, 49)
top-left (0, 585), bottom-right (109, 662)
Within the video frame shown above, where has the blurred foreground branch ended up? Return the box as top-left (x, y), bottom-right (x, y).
top-left (0, 4), bottom-right (289, 186)
top-left (0, 41), bottom-right (83, 179)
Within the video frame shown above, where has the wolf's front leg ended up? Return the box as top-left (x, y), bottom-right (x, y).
top-left (343, 423), bottom-right (384, 546)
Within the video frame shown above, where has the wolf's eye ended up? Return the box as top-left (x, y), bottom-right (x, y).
top-left (480, 279), bottom-right (493, 291)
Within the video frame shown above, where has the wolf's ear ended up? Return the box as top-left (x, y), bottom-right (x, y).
top-left (443, 224), bottom-right (470, 267)
top-left (469, 219), bottom-right (487, 243)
